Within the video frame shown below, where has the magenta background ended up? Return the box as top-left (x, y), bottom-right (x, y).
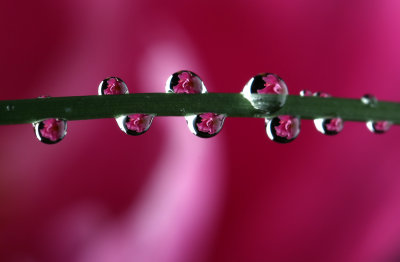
top-left (1, 0), bottom-right (400, 261)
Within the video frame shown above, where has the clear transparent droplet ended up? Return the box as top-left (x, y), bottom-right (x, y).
top-left (361, 94), bottom-right (378, 107)
top-left (313, 92), bottom-right (343, 135)
top-left (265, 115), bottom-right (300, 143)
top-left (299, 90), bottom-right (313, 97)
top-left (165, 70), bottom-right (207, 94)
top-left (98, 77), bottom-right (129, 95)
top-left (186, 113), bottom-right (226, 138)
top-left (314, 118), bottom-right (343, 135)
top-left (116, 114), bottom-right (154, 136)
top-left (33, 118), bottom-right (67, 144)
top-left (366, 120), bottom-right (392, 134)
top-left (242, 73), bottom-right (288, 113)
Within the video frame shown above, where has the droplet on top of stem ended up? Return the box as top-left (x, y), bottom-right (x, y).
top-left (242, 73), bottom-right (288, 113)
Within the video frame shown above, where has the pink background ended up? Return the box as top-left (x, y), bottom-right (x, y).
top-left (1, 0), bottom-right (400, 261)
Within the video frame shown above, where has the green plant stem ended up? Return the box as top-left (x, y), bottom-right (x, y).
top-left (0, 93), bottom-right (399, 125)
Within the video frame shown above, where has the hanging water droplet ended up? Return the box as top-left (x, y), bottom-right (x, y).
top-left (242, 73), bottom-right (288, 113)
top-left (116, 114), bottom-right (154, 136)
top-left (165, 70), bottom-right (207, 94)
top-left (314, 118), bottom-right (343, 135)
top-left (299, 90), bottom-right (313, 97)
top-left (265, 115), bottom-right (300, 143)
top-left (98, 77), bottom-right (153, 135)
top-left (366, 120), bottom-right (392, 134)
top-left (98, 77), bottom-right (129, 95)
top-left (361, 94), bottom-right (378, 107)
top-left (313, 92), bottom-right (343, 135)
top-left (186, 113), bottom-right (226, 138)
top-left (33, 118), bottom-right (67, 144)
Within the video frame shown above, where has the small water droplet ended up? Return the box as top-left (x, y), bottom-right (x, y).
top-left (313, 92), bottom-right (343, 135)
top-left (366, 120), bottom-right (392, 134)
top-left (98, 77), bottom-right (129, 95)
top-left (165, 70), bottom-right (207, 94)
top-left (299, 90), bottom-right (313, 97)
top-left (361, 94), bottom-right (378, 107)
top-left (314, 118), bottom-right (343, 135)
top-left (186, 113), bottom-right (226, 138)
top-left (33, 118), bottom-right (67, 144)
top-left (116, 114), bottom-right (154, 136)
top-left (266, 115), bottom-right (300, 143)
top-left (242, 73), bottom-right (288, 113)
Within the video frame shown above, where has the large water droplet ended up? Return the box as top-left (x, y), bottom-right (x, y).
top-left (313, 92), bottom-right (343, 135)
top-left (116, 114), bottom-right (154, 136)
top-left (33, 118), bottom-right (67, 144)
top-left (98, 77), bottom-right (153, 135)
top-left (361, 94), bottom-right (378, 107)
top-left (98, 77), bottom-right (129, 95)
top-left (186, 113), bottom-right (226, 138)
top-left (242, 73), bottom-right (288, 113)
top-left (266, 115), bottom-right (300, 143)
top-left (165, 70), bottom-right (207, 94)
top-left (366, 121), bottom-right (392, 134)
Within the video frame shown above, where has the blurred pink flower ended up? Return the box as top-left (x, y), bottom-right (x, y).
top-left (258, 75), bottom-right (284, 94)
top-left (173, 72), bottom-right (203, 94)
top-left (40, 118), bottom-right (65, 141)
top-left (326, 118), bottom-right (343, 132)
top-left (104, 78), bottom-right (128, 95)
top-left (197, 113), bottom-right (225, 134)
top-left (274, 115), bottom-right (300, 139)
top-left (126, 114), bottom-right (153, 133)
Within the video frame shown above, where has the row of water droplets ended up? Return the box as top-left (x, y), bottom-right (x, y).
top-left (33, 71), bottom-right (391, 144)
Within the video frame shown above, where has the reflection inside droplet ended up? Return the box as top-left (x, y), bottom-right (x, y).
top-left (186, 113), bottom-right (226, 138)
top-left (116, 114), bottom-right (154, 136)
top-left (33, 118), bottom-right (67, 144)
top-left (242, 73), bottom-right (288, 113)
top-left (266, 115), bottom-right (300, 143)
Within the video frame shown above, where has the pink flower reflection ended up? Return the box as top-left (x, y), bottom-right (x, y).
top-left (40, 119), bottom-right (65, 141)
top-left (126, 114), bottom-right (153, 133)
top-left (258, 74), bottom-right (284, 94)
top-left (374, 121), bottom-right (392, 132)
top-left (173, 72), bottom-right (203, 94)
top-left (326, 118), bottom-right (343, 132)
top-left (197, 113), bottom-right (225, 134)
top-left (274, 115), bottom-right (300, 139)
top-left (104, 78), bottom-right (128, 95)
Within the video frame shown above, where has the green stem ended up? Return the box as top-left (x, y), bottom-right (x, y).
top-left (0, 93), bottom-right (399, 125)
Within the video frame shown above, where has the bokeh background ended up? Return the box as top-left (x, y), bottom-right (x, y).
top-left (1, 0), bottom-right (400, 261)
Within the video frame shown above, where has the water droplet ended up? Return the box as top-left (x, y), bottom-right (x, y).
top-left (98, 77), bottom-right (129, 95)
top-left (314, 118), bottom-right (343, 135)
top-left (186, 113), bottom-right (226, 138)
top-left (165, 70), bottom-right (207, 94)
top-left (299, 90), bottom-right (313, 97)
top-left (242, 73), bottom-right (288, 113)
top-left (116, 114), bottom-right (154, 136)
top-left (313, 92), bottom-right (343, 135)
top-left (266, 115), bottom-right (300, 143)
top-left (366, 120), bottom-right (392, 134)
top-left (361, 94), bottom-right (378, 107)
top-left (33, 118), bottom-right (67, 144)
top-left (98, 77), bottom-right (153, 135)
